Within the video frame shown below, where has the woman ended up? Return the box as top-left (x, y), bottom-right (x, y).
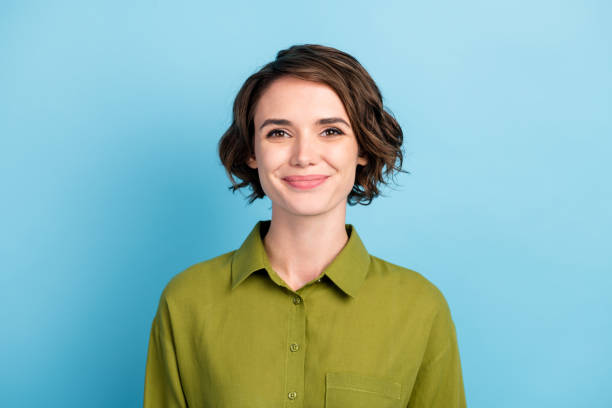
top-left (144, 44), bottom-right (466, 407)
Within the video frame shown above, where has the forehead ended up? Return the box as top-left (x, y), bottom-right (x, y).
top-left (253, 76), bottom-right (348, 123)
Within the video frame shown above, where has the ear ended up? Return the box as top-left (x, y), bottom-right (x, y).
top-left (246, 154), bottom-right (258, 169)
top-left (357, 154), bottom-right (368, 167)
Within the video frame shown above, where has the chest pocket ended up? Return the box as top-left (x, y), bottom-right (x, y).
top-left (325, 372), bottom-right (402, 408)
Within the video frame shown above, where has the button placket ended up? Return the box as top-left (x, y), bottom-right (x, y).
top-left (285, 293), bottom-right (306, 407)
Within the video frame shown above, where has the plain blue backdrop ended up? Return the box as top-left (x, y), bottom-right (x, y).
top-left (1, 0), bottom-right (610, 406)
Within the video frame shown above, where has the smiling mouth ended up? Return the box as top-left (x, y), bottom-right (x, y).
top-left (282, 175), bottom-right (329, 190)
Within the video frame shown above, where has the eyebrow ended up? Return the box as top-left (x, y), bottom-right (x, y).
top-left (258, 117), bottom-right (351, 130)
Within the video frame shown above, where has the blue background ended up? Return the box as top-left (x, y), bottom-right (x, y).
top-left (1, 1), bottom-right (610, 406)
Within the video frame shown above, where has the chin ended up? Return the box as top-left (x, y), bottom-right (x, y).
top-left (273, 198), bottom-right (331, 217)
top-left (287, 204), bottom-right (331, 217)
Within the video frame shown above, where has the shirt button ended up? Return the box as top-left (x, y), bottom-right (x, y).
top-left (288, 391), bottom-right (297, 400)
top-left (292, 296), bottom-right (302, 305)
top-left (317, 278), bottom-right (322, 283)
top-left (290, 343), bottom-right (299, 352)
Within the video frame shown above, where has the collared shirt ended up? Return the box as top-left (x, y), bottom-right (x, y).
top-left (144, 220), bottom-right (466, 408)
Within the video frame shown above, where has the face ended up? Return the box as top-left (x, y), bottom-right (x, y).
top-left (247, 75), bottom-right (368, 218)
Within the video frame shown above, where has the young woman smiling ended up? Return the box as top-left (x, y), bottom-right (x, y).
top-left (144, 44), bottom-right (466, 408)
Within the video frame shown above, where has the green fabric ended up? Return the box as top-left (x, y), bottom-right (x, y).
top-left (144, 220), bottom-right (466, 407)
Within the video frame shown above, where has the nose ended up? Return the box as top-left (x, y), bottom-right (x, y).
top-left (290, 132), bottom-right (318, 167)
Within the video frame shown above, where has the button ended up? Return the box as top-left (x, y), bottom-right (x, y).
top-left (292, 296), bottom-right (301, 305)
top-left (288, 391), bottom-right (297, 400)
top-left (290, 343), bottom-right (299, 352)
top-left (316, 278), bottom-right (322, 282)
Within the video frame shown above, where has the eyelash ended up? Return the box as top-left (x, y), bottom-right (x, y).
top-left (266, 127), bottom-right (344, 138)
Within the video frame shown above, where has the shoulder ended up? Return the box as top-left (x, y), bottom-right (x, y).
top-left (367, 255), bottom-right (458, 343)
top-left (368, 255), bottom-right (451, 314)
top-left (159, 250), bottom-right (235, 308)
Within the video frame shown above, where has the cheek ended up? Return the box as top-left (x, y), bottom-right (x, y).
top-left (254, 151), bottom-right (282, 190)
top-left (330, 146), bottom-right (360, 170)
top-left (256, 151), bottom-right (279, 174)
top-left (256, 168), bottom-right (276, 199)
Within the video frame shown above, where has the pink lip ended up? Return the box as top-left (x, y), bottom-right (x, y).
top-left (282, 175), bottom-right (329, 190)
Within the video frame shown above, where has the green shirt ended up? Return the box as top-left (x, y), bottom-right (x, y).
top-left (144, 220), bottom-right (466, 407)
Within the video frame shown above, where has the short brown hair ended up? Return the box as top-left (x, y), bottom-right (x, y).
top-left (218, 44), bottom-right (407, 205)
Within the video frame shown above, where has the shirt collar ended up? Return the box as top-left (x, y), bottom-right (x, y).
top-left (231, 220), bottom-right (371, 298)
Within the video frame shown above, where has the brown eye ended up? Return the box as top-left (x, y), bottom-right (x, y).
top-left (323, 127), bottom-right (343, 136)
top-left (267, 129), bottom-right (289, 138)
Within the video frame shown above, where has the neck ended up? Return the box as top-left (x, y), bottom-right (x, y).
top-left (263, 203), bottom-right (349, 291)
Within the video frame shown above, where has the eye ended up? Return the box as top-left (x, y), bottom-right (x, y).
top-left (323, 127), bottom-right (344, 136)
top-left (266, 129), bottom-right (289, 138)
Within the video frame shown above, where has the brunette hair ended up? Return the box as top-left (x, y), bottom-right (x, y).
top-left (218, 43), bottom-right (407, 205)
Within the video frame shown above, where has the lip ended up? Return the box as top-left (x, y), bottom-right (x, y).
top-left (282, 175), bottom-right (329, 190)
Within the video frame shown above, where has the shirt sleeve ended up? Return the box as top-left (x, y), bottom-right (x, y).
top-left (143, 291), bottom-right (188, 408)
top-left (407, 294), bottom-right (466, 407)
